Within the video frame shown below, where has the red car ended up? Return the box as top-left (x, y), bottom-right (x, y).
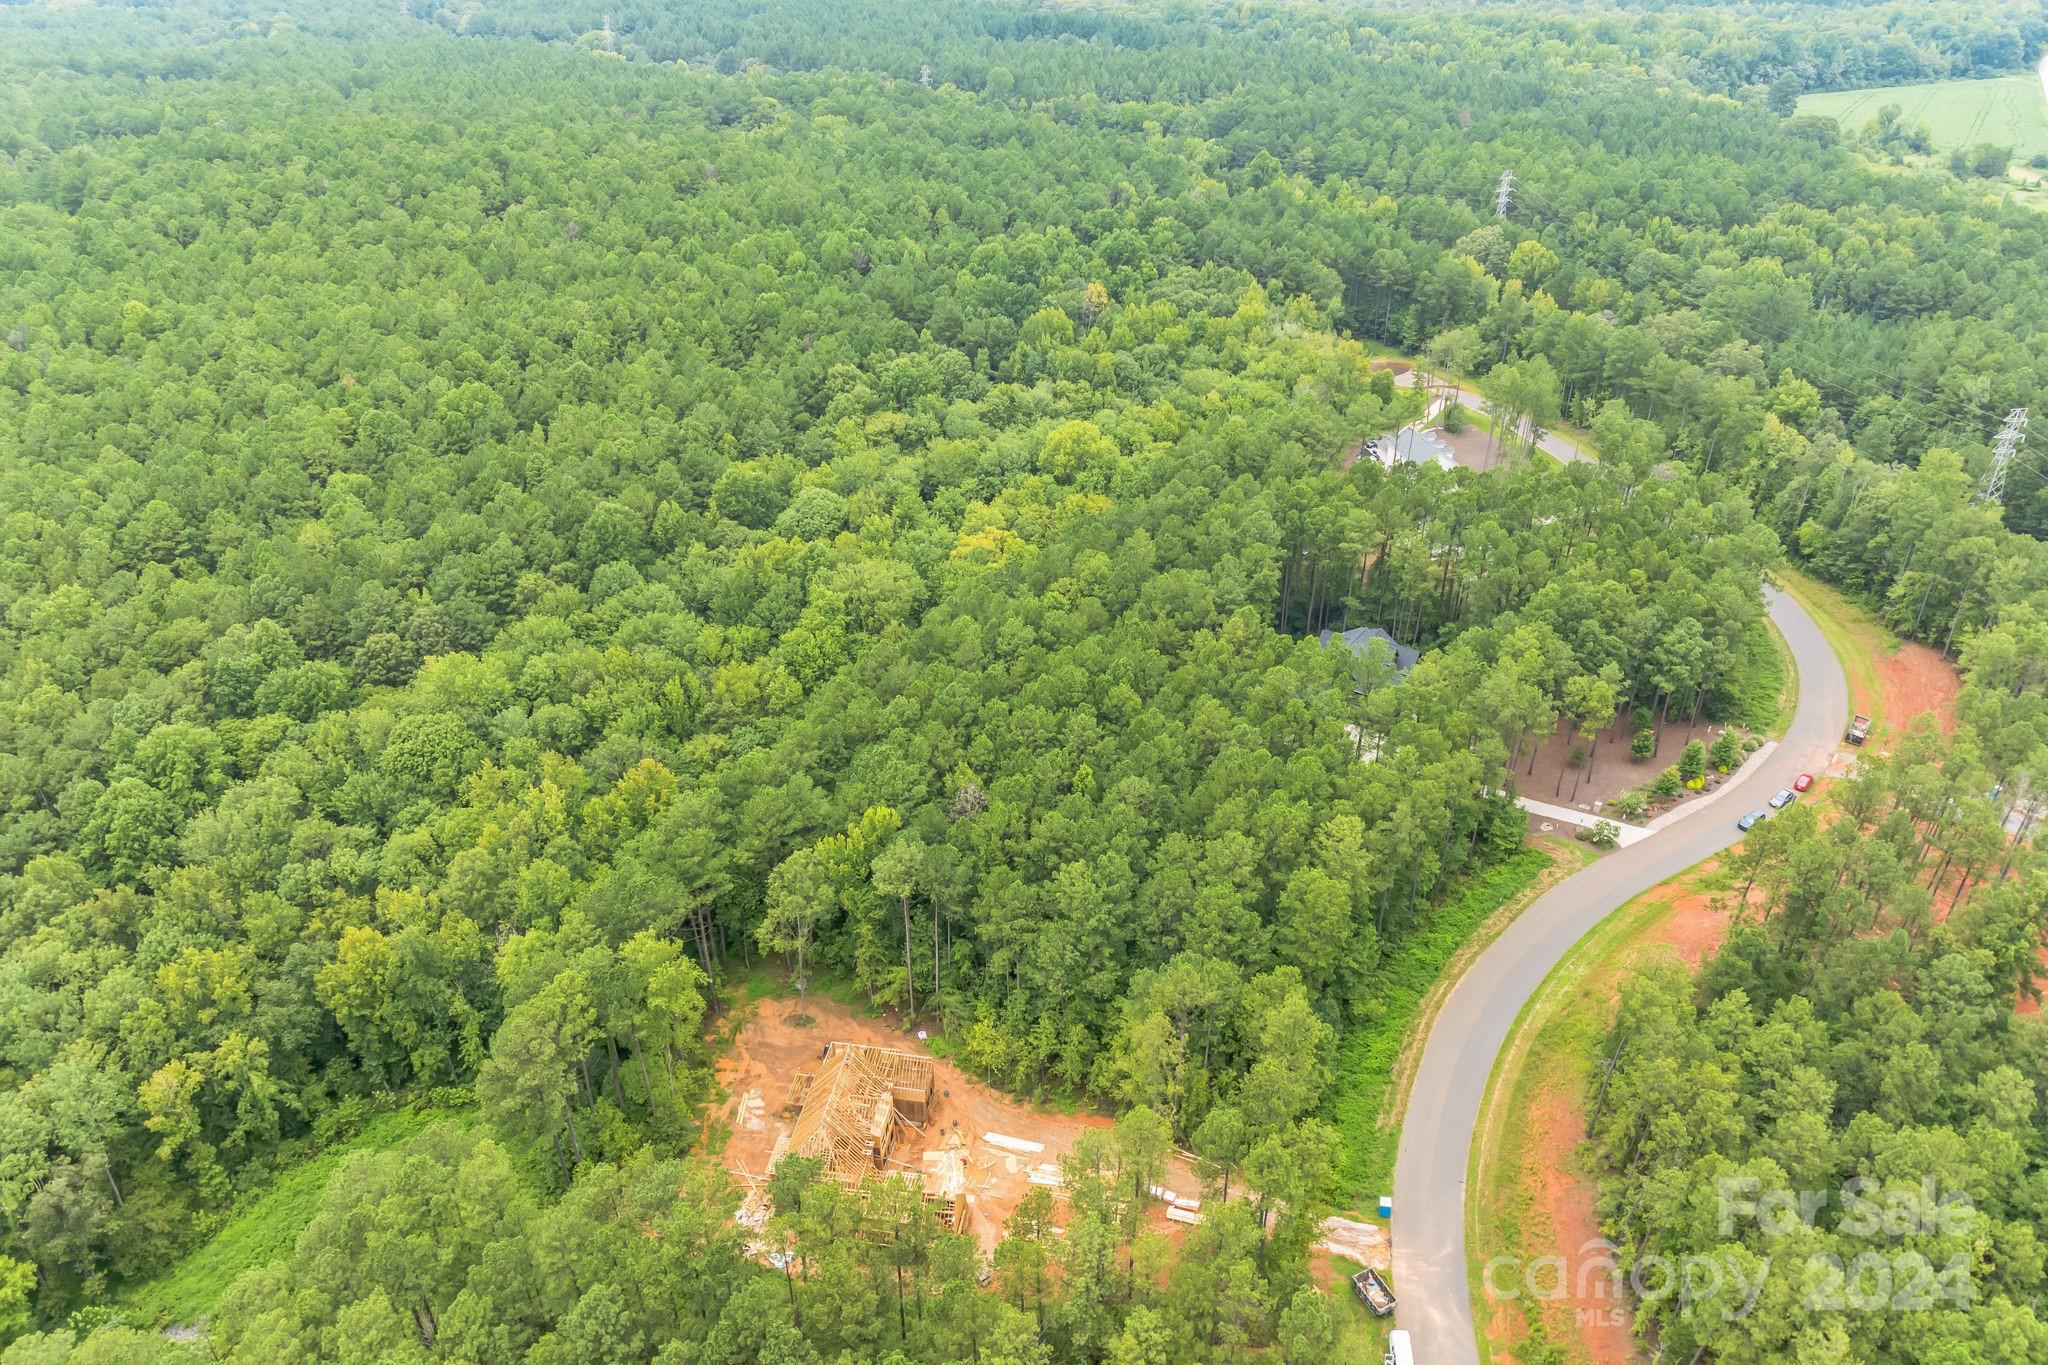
top-left (1792, 773), bottom-right (1814, 792)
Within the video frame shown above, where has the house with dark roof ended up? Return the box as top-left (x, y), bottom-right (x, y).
top-left (1318, 625), bottom-right (1420, 678)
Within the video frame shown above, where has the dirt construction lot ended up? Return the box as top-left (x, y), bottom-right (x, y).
top-left (716, 995), bottom-right (1199, 1256)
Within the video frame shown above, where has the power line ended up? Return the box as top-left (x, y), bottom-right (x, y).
top-left (1208, 148), bottom-right (2032, 471)
top-left (1981, 407), bottom-right (2029, 506)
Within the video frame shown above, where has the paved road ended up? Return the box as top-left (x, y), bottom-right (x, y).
top-left (1391, 369), bottom-right (1590, 464)
top-left (1389, 585), bottom-right (1847, 1364)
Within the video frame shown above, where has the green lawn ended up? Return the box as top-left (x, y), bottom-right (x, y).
top-left (1798, 74), bottom-right (2048, 158)
top-left (124, 1107), bottom-right (472, 1326)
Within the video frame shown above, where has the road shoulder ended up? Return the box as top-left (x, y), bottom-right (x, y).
top-left (1465, 863), bottom-right (1732, 1365)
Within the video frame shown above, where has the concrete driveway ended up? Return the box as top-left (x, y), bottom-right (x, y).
top-left (1387, 584), bottom-right (1848, 1364)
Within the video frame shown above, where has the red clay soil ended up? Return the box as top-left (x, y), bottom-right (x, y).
top-left (715, 994), bottom-right (1196, 1257)
top-left (1518, 1084), bottom-right (1636, 1365)
top-left (1878, 642), bottom-right (1960, 735)
top-left (1649, 883), bottom-right (1734, 970)
top-left (1496, 877), bottom-right (1732, 1365)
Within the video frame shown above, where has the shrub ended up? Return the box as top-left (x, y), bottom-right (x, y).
top-left (1630, 728), bottom-right (1657, 759)
top-left (1708, 730), bottom-right (1742, 773)
top-left (1677, 738), bottom-right (1707, 785)
top-left (1609, 791), bottom-right (1648, 822)
top-left (1650, 766), bottom-right (1682, 800)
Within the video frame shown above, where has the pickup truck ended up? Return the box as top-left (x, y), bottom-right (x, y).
top-left (1846, 714), bottom-right (1872, 746)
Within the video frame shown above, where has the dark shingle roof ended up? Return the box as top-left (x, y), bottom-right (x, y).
top-left (1317, 625), bottom-right (1420, 674)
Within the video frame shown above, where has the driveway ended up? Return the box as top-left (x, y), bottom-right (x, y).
top-left (1392, 369), bottom-right (1589, 464)
top-left (1388, 584), bottom-right (1848, 1364)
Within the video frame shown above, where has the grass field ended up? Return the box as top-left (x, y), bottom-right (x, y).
top-left (124, 1106), bottom-right (473, 1326)
top-left (1798, 73), bottom-right (2048, 159)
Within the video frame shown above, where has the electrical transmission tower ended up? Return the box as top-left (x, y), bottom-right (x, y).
top-left (1494, 170), bottom-right (1516, 219)
top-left (1981, 407), bottom-right (2028, 506)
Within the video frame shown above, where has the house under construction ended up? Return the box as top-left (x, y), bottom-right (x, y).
top-left (785, 1042), bottom-right (940, 1190)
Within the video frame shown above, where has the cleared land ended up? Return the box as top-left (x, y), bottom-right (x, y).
top-left (1798, 74), bottom-right (2048, 158)
top-left (716, 993), bottom-right (1197, 1257)
top-left (1775, 568), bottom-right (1959, 744)
top-left (1469, 573), bottom-right (1965, 1363)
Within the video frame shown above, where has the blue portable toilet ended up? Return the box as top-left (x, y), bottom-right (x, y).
top-left (1378, 1194), bottom-right (1393, 1218)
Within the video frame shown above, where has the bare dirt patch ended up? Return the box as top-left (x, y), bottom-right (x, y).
top-left (1520, 1083), bottom-right (1635, 1365)
top-left (715, 994), bottom-right (1194, 1256)
top-left (1443, 424), bottom-right (1508, 472)
top-left (1877, 641), bottom-right (1960, 736)
top-left (1649, 881), bottom-right (1733, 970)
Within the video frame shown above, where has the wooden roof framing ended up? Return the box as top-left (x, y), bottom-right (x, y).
top-left (785, 1043), bottom-right (937, 1183)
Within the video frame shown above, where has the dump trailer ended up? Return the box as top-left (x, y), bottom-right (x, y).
top-left (1846, 714), bottom-right (1872, 746)
top-left (1351, 1267), bottom-right (1396, 1317)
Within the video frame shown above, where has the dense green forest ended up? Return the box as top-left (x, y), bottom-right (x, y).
top-left (1598, 723), bottom-right (2048, 1362)
top-left (0, 0), bottom-right (2044, 1361)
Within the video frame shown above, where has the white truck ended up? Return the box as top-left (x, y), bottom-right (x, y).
top-left (1384, 1328), bottom-right (1414, 1365)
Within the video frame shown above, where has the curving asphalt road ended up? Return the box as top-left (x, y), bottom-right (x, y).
top-left (1389, 585), bottom-right (1848, 1364)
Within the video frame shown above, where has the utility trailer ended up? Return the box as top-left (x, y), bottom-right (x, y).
top-left (1846, 714), bottom-right (1872, 746)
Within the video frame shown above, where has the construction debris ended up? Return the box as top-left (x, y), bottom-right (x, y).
top-left (983, 1132), bottom-right (1045, 1155)
top-left (1165, 1205), bottom-right (1203, 1226)
top-left (718, 998), bottom-right (1202, 1256)
top-left (920, 1129), bottom-right (971, 1233)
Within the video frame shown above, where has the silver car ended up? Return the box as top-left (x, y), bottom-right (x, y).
top-left (1767, 788), bottom-right (1796, 809)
